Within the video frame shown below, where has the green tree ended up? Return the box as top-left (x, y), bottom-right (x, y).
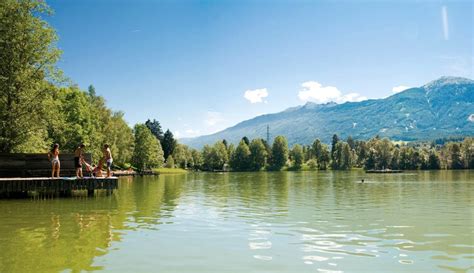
top-left (191, 149), bottom-right (202, 170)
top-left (107, 111), bottom-right (134, 167)
top-left (0, 0), bottom-right (62, 152)
top-left (165, 155), bottom-right (175, 168)
top-left (145, 119), bottom-right (164, 142)
top-left (88, 85), bottom-right (96, 97)
top-left (331, 134), bottom-right (340, 169)
top-left (307, 159), bottom-right (317, 170)
top-left (242, 136), bottom-right (250, 146)
top-left (318, 145), bottom-right (330, 170)
top-left (162, 129), bottom-right (177, 159)
top-left (427, 149), bottom-right (440, 169)
top-left (347, 136), bottom-right (355, 150)
top-left (172, 144), bottom-right (189, 168)
top-left (375, 138), bottom-right (393, 169)
top-left (270, 136), bottom-right (289, 170)
top-left (202, 141), bottom-right (228, 171)
top-left (248, 139), bottom-right (268, 171)
top-left (449, 143), bottom-right (464, 169)
top-left (312, 139), bottom-right (323, 160)
top-left (462, 138), bottom-right (474, 168)
top-left (132, 124), bottom-right (164, 171)
top-left (290, 144), bottom-right (304, 170)
top-left (340, 142), bottom-right (352, 170)
top-left (230, 140), bottom-right (251, 171)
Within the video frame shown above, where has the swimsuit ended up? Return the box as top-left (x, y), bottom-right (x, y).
top-left (51, 155), bottom-right (59, 165)
top-left (74, 157), bottom-right (82, 168)
top-left (106, 159), bottom-right (113, 169)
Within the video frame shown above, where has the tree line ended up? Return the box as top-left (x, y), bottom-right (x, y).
top-left (161, 134), bottom-right (473, 172)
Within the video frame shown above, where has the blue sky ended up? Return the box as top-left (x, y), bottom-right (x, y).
top-left (46, 0), bottom-right (473, 138)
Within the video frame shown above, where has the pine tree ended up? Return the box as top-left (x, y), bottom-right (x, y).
top-left (162, 129), bottom-right (177, 159)
top-left (145, 119), bottom-right (164, 142)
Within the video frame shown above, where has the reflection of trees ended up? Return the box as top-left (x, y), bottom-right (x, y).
top-left (0, 197), bottom-right (119, 273)
top-left (0, 175), bottom-right (185, 273)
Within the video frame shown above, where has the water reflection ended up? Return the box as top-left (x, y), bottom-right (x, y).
top-left (0, 171), bottom-right (472, 273)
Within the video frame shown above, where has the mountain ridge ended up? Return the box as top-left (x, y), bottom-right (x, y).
top-left (182, 77), bottom-right (474, 148)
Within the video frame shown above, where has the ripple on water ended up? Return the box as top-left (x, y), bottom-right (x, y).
top-left (253, 255), bottom-right (272, 261)
top-left (249, 241), bottom-right (272, 250)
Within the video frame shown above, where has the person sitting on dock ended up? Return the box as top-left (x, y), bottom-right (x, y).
top-left (83, 160), bottom-right (102, 177)
top-left (102, 144), bottom-right (113, 177)
top-left (47, 143), bottom-right (60, 178)
top-left (74, 143), bottom-right (85, 178)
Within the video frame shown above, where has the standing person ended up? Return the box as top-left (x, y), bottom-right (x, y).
top-left (102, 144), bottom-right (113, 177)
top-left (48, 143), bottom-right (60, 178)
top-left (74, 143), bottom-right (85, 178)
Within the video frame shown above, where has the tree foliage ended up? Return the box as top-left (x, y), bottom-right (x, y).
top-left (162, 129), bottom-right (177, 160)
top-left (0, 0), bottom-right (62, 152)
top-left (270, 136), bottom-right (289, 170)
top-left (132, 124), bottom-right (164, 171)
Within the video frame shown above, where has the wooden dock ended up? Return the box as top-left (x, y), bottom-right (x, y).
top-left (0, 177), bottom-right (118, 198)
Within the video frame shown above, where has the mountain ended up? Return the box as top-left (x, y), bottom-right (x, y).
top-left (182, 77), bottom-right (474, 148)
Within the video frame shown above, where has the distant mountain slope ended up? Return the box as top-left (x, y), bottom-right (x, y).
top-left (182, 77), bottom-right (474, 148)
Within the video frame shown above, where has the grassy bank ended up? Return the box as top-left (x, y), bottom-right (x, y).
top-left (153, 168), bottom-right (188, 174)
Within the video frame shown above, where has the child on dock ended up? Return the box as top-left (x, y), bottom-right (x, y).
top-left (83, 160), bottom-right (103, 177)
top-left (48, 143), bottom-right (60, 177)
top-left (74, 143), bottom-right (85, 178)
top-left (102, 144), bottom-right (113, 178)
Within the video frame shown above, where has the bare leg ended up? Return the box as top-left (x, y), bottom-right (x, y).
top-left (57, 163), bottom-right (60, 177)
top-left (52, 164), bottom-right (54, 178)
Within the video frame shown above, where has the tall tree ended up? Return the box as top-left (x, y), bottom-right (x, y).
top-left (242, 136), bottom-right (250, 146)
top-left (270, 136), bottom-right (289, 170)
top-left (427, 149), bottom-right (440, 169)
top-left (462, 138), bottom-right (474, 168)
top-left (249, 139), bottom-right (268, 171)
top-left (449, 143), bottom-right (464, 169)
top-left (318, 145), bottom-right (330, 170)
top-left (107, 111), bottom-right (134, 167)
top-left (162, 129), bottom-right (177, 159)
top-left (290, 144), bottom-right (304, 170)
top-left (331, 134), bottom-right (340, 168)
top-left (346, 136), bottom-right (355, 150)
top-left (230, 140), bottom-right (251, 171)
top-left (88, 85), bottom-right (96, 97)
top-left (340, 142), bottom-right (352, 170)
top-left (132, 124), bottom-right (164, 171)
top-left (0, 0), bottom-right (62, 152)
top-left (145, 119), bottom-right (164, 142)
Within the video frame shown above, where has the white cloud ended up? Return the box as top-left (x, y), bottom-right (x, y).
top-left (392, 85), bottom-right (411, 94)
top-left (174, 131), bottom-right (181, 138)
top-left (297, 81), bottom-right (367, 103)
top-left (468, 114), bottom-right (474, 122)
top-left (442, 6), bottom-right (449, 40)
top-left (244, 88), bottom-right (269, 103)
top-left (205, 111), bottom-right (224, 126)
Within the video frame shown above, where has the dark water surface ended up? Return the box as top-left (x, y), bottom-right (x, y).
top-left (0, 171), bottom-right (472, 273)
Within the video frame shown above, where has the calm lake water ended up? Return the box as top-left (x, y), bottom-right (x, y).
top-left (0, 171), bottom-right (472, 273)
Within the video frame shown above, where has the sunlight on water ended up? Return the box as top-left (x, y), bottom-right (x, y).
top-left (0, 171), bottom-right (472, 273)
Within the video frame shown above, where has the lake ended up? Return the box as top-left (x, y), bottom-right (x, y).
top-left (0, 171), bottom-right (472, 273)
